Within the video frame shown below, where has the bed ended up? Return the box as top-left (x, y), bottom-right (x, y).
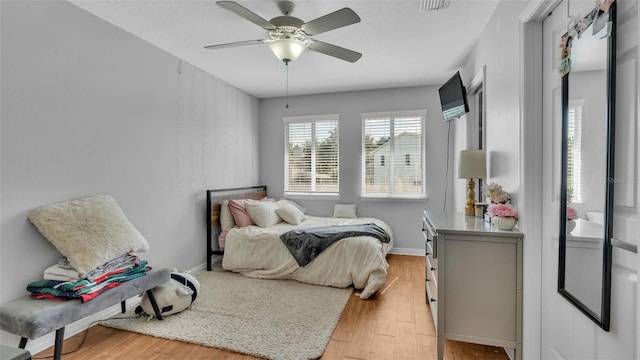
top-left (206, 186), bottom-right (394, 299)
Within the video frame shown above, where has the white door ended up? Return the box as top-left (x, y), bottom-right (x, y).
top-left (541, 0), bottom-right (638, 359)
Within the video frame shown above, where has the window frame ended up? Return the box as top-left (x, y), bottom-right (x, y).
top-left (283, 114), bottom-right (340, 197)
top-left (360, 110), bottom-right (427, 200)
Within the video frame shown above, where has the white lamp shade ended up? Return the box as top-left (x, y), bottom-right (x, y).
top-left (457, 150), bottom-right (487, 179)
top-left (269, 38), bottom-right (306, 62)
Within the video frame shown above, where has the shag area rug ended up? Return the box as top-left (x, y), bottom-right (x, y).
top-left (101, 270), bottom-right (352, 359)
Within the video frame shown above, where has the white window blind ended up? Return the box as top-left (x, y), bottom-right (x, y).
top-left (361, 110), bottom-right (426, 198)
top-left (567, 102), bottom-right (583, 203)
top-left (284, 114), bottom-right (339, 194)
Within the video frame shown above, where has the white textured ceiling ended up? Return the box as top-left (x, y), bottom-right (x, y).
top-left (70, 0), bottom-right (502, 98)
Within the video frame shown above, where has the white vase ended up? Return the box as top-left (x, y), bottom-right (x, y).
top-left (494, 216), bottom-right (516, 230)
top-left (566, 219), bottom-right (576, 233)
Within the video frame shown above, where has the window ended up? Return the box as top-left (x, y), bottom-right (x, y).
top-left (284, 114), bottom-right (339, 194)
top-left (567, 101), bottom-right (583, 203)
top-left (361, 110), bottom-right (426, 198)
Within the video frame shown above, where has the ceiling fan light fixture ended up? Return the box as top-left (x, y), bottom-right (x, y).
top-left (269, 38), bottom-right (306, 63)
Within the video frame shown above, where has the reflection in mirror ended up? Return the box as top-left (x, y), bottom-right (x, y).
top-left (558, 1), bottom-right (615, 331)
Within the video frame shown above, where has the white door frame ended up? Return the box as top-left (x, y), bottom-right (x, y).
top-left (518, 1), bottom-right (562, 359)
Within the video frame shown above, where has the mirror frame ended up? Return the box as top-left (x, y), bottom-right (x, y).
top-left (557, 2), bottom-right (616, 331)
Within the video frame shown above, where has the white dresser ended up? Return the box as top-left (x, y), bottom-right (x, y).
top-left (422, 211), bottom-right (523, 360)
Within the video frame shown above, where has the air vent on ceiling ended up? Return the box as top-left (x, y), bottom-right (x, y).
top-left (420, 0), bottom-right (450, 12)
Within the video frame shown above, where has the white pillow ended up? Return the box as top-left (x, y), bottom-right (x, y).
top-left (277, 198), bottom-right (307, 214)
top-left (28, 195), bottom-right (150, 275)
top-left (220, 200), bottom-right (235, 231)
top-left (333, 204), bottom-right (357, 218)
top-left (245, 199), bottom-right (281, 228)
top-left (275, 203), bottom-right (306, 225)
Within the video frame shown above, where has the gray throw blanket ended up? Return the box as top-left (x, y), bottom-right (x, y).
top-left (279, 223), bottom-right (390, 267)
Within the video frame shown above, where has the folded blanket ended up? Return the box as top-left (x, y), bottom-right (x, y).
top-left (85, 252), bottom-right (140, 281)
top-left (56, 252), bottom-right (140, 280)
top-left (43, 264), bottom-right (82, 282)
top-left (27, 261), bottom-right (150, 302)
top-left (280, 223), bottom-right (390, 267)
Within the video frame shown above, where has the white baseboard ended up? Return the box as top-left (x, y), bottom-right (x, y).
top-left (504, 347), bottom-right (515, 360)
top-left (388, 247), bottom-right (424, 256)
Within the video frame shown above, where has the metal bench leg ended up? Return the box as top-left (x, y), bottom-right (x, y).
top-left (19, 337), bottom-right (28, 349)
top-left (53, 327), bottom-right (64, 360)
top-left (145, 289), bottom-right (163, 320)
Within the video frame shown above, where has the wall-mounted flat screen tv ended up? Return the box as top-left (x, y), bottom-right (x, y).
top-left (438, 71), bottom-right (469, 122)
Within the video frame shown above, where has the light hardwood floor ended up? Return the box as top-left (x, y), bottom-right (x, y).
top-left (33, 254), bottom-right (509, 360)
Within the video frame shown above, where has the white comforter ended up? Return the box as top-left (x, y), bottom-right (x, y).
top-left (222, 216), bottom-right (393, 299)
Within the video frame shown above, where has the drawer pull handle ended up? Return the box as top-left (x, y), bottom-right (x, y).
top-left (426, 278), bottom-right (430, 282)
top-left (430, 267), bottom-right (436, 271)
top-left (430, 298), bottom-right (437, 302)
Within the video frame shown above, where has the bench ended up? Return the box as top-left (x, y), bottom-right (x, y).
top-left (0, 268), bottom-right (170, 360)
top-left (0, 344), bottom-right (31, 360)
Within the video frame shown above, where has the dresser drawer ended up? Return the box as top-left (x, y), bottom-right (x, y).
top-left (426, 270), bottom-right (438, 326)
top-left (422, 216), bottom-right (438, 258)
top-left (426, 254), bottom-right (438, 287)
top-left (426, 241), bottom-right (436, 263)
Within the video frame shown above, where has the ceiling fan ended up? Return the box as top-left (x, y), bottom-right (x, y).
top-left (205, 1), bottom-right (362, 64)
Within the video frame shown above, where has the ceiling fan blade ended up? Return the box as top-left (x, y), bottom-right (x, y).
top-left (204, 39), bottom-right (267, 50)
top-left (308, 40), bottom-right (362, 63)
top-left (301, 8), bottom-right (360, 35)
top-left (217, 1), bottom-right (276, 30)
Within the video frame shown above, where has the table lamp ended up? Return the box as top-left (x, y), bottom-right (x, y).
top-left (458, 150), bottom-right (487, 216)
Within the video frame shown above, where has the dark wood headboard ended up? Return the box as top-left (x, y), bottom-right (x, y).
top-left (205, 185), bottom-right (267, 270)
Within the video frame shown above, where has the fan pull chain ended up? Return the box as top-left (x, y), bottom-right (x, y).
top-left (285, 60), bottom-right (290, 109)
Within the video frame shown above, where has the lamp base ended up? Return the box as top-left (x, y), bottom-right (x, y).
top-left (464, 206), bottom-right (475, 216)
top-left (464, 178), bottom-right (476, 216)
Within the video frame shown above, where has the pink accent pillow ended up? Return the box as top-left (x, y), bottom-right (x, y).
top-left (228, 199), bottom-right (254, 227)
top-left (227, 197), bottom-right (277, 228)
top-left (218, 230), bottom-right (228, 248)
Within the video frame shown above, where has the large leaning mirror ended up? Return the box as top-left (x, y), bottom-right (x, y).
top-left (558, 0), bottom-right (616, 331)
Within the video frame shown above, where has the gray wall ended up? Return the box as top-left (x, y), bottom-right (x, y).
top-left (259, 86), bottom-right (453, 253)
top-left (456, 1), bottom-right (533, 357)
top-left (0, 0), bottom-right (259, 316)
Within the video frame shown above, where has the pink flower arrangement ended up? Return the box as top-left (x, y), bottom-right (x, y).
top-left (487, 203), bottom-right (518, 219)
top-left (566, 206), bottom-right (578, 220)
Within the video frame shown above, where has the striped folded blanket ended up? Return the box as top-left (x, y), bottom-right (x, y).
top-left (27, 261), bottom-right (151, 302)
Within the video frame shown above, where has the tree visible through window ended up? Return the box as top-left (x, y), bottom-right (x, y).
top-left (284, 115), bottom-right (339, 194)
top-left (361, 110), bottom-right (426, 198)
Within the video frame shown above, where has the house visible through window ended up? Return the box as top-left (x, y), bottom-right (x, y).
top-left (567, 101), bottom-right (583, 203)
top-left (284, 114), bottom-right (339, 194)
top-left (361, 110), bottom-right (426, 198)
